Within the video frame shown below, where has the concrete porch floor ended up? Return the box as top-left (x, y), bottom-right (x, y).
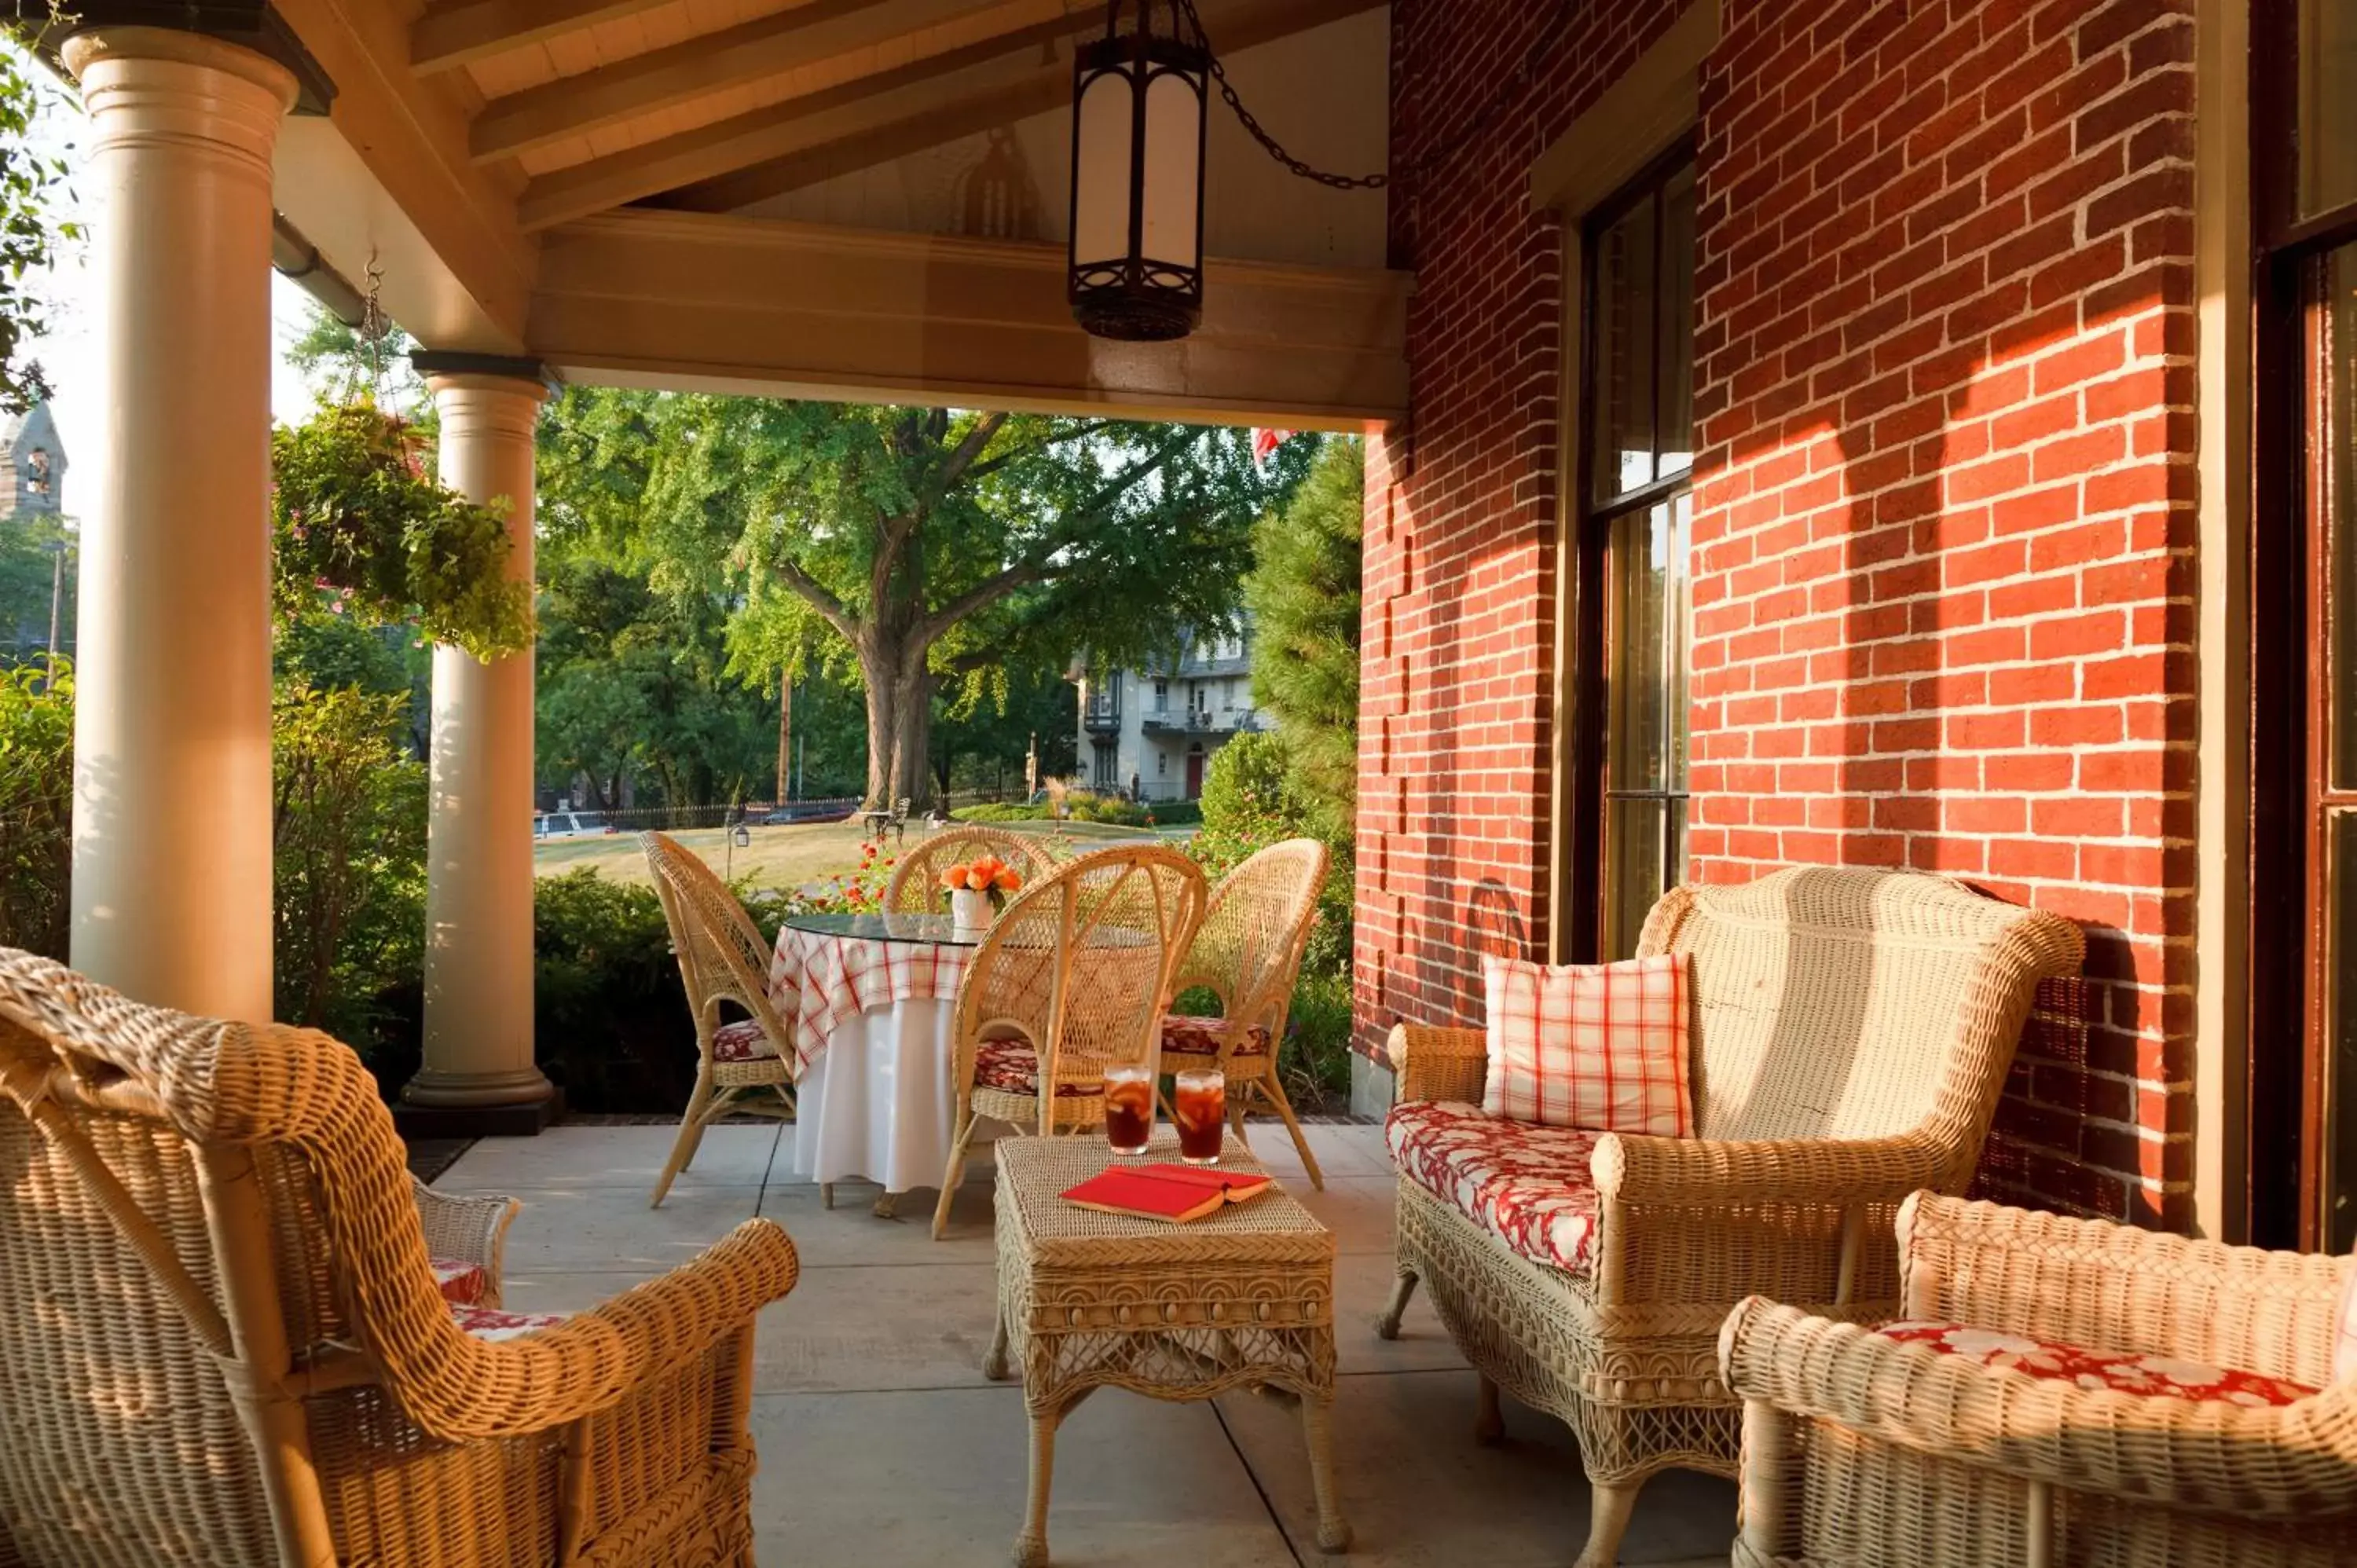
top-left (435, 1123), bottom-right (1736, 1566)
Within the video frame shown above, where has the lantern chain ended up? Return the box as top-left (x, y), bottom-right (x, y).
top-left (1175, 0), bottom-right (1576, 197)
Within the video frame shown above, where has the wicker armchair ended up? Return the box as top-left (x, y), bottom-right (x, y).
top-left (1376, 866), bottom-right (2084, 1567)
top-left (0, 947), bottom-right (800, 1568)
top-left (882, 823), bottom-right (1065, 916)
top-left (930, 843), bottom-right (1208, 1239)
top-left (1721, 1192), bottom-right (2357, 1567)
top-left (1157, 837), bottom-right (1330, 1187)
top-left (642, 830), bottom-right (804, 1210)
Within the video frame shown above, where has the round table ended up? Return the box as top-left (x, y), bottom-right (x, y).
top-left (768, 910), bottom-right (981, 1218)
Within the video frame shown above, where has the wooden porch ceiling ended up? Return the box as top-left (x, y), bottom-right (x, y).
top-left (405, 0), bottom-right (1381, 229)
top-left (265, 0), bottom-right (1405, 423)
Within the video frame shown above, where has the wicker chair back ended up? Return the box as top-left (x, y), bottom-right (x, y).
top-left (882, 824), bottom-right (1065, 916)
top-left (1172, 837), bottom-right (1329, 1039)
top-left (1639, 866), bottom-right (2085, 1161)
top-left (640, 830), bottom-right (794, 1072)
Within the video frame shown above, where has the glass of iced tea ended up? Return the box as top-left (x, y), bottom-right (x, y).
top-left (1102, 1064), bottom-right (1153, 1156)
top-left (1173, 1068), bottom-right (1226, 1165)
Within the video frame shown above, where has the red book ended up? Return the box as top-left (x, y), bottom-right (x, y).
top-left (1060, 1163), bottom-right (1274, 1223)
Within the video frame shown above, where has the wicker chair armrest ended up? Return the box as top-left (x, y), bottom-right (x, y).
top-left (411, 1177), bottom-right (518, 1298)
top-left (404, 1221), bottom-right (800, 1443)
top-left (1897, 1192), bottom-right (2352, 1369)
top-left (1384, 1023), bottom-right (1487, 1105)
top-left (1718, 1296), bottom-right (2357, 1517)
top-left (1593, 1130), bottom-right (1949, 1209)
top-left (574, 1218), bottom-right (801, 1382)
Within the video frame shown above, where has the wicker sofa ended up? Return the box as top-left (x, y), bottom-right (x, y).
top-left (1721, 1192), bottom-right (2357, 1567)
top-left (0, 949), bottom-right (801, 1567)
top-left (1375, 866), bottom-right (2083, 1567)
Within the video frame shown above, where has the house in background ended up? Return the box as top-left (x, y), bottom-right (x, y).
top-left (1076, 625), bottom-right (1263, 802)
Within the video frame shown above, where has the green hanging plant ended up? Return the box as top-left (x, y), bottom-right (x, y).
top-left (271, 401), bottom-right (534, 661)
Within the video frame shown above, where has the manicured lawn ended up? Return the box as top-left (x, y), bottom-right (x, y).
top-left (532, 817), bottom-right (1168, 890)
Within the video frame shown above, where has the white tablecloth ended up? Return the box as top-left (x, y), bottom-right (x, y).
top-left (779, 995), bottom-right (959, 1192)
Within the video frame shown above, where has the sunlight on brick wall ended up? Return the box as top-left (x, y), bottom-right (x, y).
top-left (1358, 0), bottom-right (2196, 1226)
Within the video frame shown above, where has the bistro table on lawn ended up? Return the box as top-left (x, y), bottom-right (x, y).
top-left (768, 910), bottom-right (977, 1217)
top-left (985, 1131), bottom-right (1350, 1566)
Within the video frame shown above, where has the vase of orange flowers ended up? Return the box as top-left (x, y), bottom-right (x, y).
top-left (941, 855), bottom-right (1023, 932)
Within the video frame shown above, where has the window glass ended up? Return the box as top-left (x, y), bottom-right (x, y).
top-left (1592, 194), bottom-right (1660, 500)
top-left (2303, 0), bottom-right (2357, 218)
top-left (1601, 493), bottom-right (1692, 958)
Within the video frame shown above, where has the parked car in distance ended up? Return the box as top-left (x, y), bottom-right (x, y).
top-left (534, 811), bottom-right (614, 839)
top-left (761, 800), bottom-right (852, 826)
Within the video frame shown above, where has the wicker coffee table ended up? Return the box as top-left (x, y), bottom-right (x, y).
top-left (985, 1131), bottom-right (1350, 1566)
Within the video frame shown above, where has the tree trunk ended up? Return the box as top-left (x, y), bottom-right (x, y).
top-left (776, 679), bottom-right (793, 803)
top-left (857, 635), bottom-right (937, 809)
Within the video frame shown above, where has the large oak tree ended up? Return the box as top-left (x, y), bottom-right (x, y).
top-left (538, 392), bottom-right (1306, 808)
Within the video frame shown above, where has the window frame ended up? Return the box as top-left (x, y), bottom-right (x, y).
top-left (2249, 0), bottom-right (2357, 1247)
top-left (1564, 139), bottom-right (1699, 964)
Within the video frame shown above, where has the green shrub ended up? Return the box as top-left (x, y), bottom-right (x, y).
top-left (529, 868), bottom-right (702, 1112)
top-left (1141, 800), bottom-right (1200, 826)
top-left (0, 662), bottom-right (72, 960)
top-left (952, 800), bottom-right (1037, 822)
top-left (1281, 969), bottom-right (1354, 1103)
top-left (273, 680), bottom-right (428, 1049)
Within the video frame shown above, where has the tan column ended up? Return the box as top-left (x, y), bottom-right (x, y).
top-left (61, 30), bottom-right (295, 1020)
top-left (404, 369), bottom-right (555, 1112)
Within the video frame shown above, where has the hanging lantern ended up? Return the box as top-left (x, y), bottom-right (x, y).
top-left (1067, 1), bottom-right (1210, 342)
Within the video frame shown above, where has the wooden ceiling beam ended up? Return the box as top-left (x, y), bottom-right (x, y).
top-left (516, 0), bottom-right (1378, 230)
top-left (526, 211), bottom-right (1409, 427)
top-left (411, 0), bottom-right (677, 77)
top-left (469, 0), bottom-right (1065, 165)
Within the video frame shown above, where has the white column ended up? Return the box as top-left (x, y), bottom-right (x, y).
top-left (61, 29), bottom-right (295, 1020)
top-left (404, 369), bottom-right (555, 1112)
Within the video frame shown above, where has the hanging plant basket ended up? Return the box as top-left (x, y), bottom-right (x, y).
top-left (271, 401), bottom-right (533, 661)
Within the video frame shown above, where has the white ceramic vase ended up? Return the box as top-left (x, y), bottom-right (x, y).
top-left (950, 888), bottom-right (993, 932)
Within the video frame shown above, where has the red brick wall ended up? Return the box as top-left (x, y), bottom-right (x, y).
top-left (1360, 0), bottom-right (2197, 1226)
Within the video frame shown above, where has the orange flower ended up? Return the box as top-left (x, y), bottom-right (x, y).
top-left (965, 867), bottom-right (991, 891)
top-left (993, 868), bottom-right (1021, 892)
top-left (939, 868), bottom-right (964, 891)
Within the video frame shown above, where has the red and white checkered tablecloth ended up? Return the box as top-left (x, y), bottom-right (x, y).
top-left (767, 924), bottom-right (972, 1071)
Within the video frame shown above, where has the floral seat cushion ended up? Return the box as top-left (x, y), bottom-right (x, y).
top-left (449, 1302), bottom-right (571, 1343)
top-left (1876, 1321), bottom-right (2319, 1409)
top-left (430, 1258), bottom-right (489, 1307)
top-left (712, 1018), bottom-right (779, 1063)
top-left (1159, 1013), bottom-right (1273, 1058)
top-left (973, 1037), bottom-right (1105, 1099)
top-left (1384, 1099), bottom-right (1600, 1276)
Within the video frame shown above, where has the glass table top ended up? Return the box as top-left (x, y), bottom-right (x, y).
top-left (781, 910), bottom-right (982, 947)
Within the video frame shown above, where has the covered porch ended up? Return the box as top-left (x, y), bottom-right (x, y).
top-left (429, 1118), bottom-right (1733, 1566)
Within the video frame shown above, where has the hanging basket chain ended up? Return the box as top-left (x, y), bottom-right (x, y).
top-left (1173, 0), bottom-right (1574, 197)
top-left (357, 251), bottom-right (394, 394)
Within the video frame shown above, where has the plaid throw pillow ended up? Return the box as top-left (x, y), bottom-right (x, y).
top-left (1480, 954), bottom-right (1692, 1136)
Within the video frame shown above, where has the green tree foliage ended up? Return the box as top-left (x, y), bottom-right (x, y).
top-left (535, 554), bottom-right (776, 808)
top-left (0, 658), bottom-right (71, 956)
top-left (1244, 437), bottom-right (1362, 825)
top-left (537, 392), bottom-right (1307, 808)
top-left (0, 46), bottom-right (78, 416)
top-left (0, 507), bottom-right (74, 663)
top-left (272, 402), bottom-right (533, 659)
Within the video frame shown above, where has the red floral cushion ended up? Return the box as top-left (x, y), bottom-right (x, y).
top-left (1160, 1013), bottom-right (1273, 1057)
top-left (1875, 1321), bottom-right (2319, 1409)
top-left (430, 1258), bottom-right (488, 1307)
top-left (712, 1018), bottom-right (779, 1063)
top-left (1482, 954), bottom-right (1692, 1135)
top-left (973, 1037), bottom-right (1105, 1099)
top-left (1384, 1099), bottom-right (1601, 1275)
top-left (449, 1302), bottom-right (570, 1343)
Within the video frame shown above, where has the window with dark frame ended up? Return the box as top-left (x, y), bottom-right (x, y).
top-left (1569, 149), bottom-right (1699, 962)
top-left (2251, 0), bottom-right (2357, 1249)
